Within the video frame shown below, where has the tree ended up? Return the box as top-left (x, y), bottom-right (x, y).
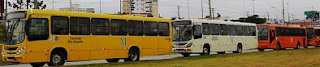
top-left (232, 15), bottom-right (267, 24)
top-left (8, 0), bottom-right (46, 9)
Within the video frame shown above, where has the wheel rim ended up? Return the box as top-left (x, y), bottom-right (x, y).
top-left (129, 51), bottom-right (138, 61)
top-left (52, 55), bottom-right (61, 65)
top-left (277, 44), bottom-right (280, 49)
top-left (203, 48), bottom-right (209, 54)
top-left (298, 44), bottom-right (300, 49)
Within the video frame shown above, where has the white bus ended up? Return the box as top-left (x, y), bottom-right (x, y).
top-left (172, 19), bottom-right (258, 57)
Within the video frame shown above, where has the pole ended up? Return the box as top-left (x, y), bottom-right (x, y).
top-left (267, 12), bottom-right (270, 21)
top-left (212, 8), bottom-right (214, 19)
top-left (187, 0), bottom-right (190, 19)
top-left (34, 0), bottom-right (38, 9)
top-left (5, 0), bottom-right (7, 20)
top-left (120, 0), bottom-right (122, 14)
top-left (252, 0), bottom-right (255, 15)
top-left (178, 5), bottom-right (180, 18)
top-left (282, 0), bottom-right (285, 24)
top-left (99, 0), bottom-right (100, 13)
top-left (70, 0), bottom-right (72, 8)
top-left (287, 3), bottom-right (290, 23)
top-left (208, 0), bottom-right (212, 19)
top-left (201, 0), bottom-right (204, 18)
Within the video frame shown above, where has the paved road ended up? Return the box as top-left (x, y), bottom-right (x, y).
top-left (1, 48), bottom-right (305, 67)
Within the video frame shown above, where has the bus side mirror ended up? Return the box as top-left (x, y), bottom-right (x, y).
top-left (193, 25), bottom-right (202, 39)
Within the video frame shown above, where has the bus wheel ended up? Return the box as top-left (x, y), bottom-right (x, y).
top-left (106, 58), bottom-right (120, 63)
top-left (124, 48), bottom-right (140, 62)
top-left (294, 42), bottom-right (301, 49)
top-left (233, 44), bottom-right (242, 53)
top-left (47, 51), bottom-right (66, 66)
top-left (217, 52), bottom-right (225, 54)
top-left (30, 62), bottom-right (46, 67)
top-left (258, 49), bottom-right (265, 51)
top-left (181, 53), bottom-right (190, 57)
top-left (201, 45), bottom-right (210, 55)
top-left (275, 43), bottom-right (281, 50)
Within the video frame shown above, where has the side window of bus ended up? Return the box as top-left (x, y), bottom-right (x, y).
top-left (211, 24), bottom-right (220, 35)
top-left (158, 22), bottom-right (170, 36)
top-left (51, 16), bottom-right (69, 35)
top-left (194, 25), bottom-right (202, 39)
top-left (70, 17), bottom-right (90, 35)
top-left (91, 18), bottom-right (109, 35)
top-left (228, 25), bottom-right (236, 36)
top-left (27, 18), bottom-right (49, 41)
top-left (144, 22), bottom-right (158, 36)
top-left (250, 26), bottom-right (256, 36)
top-left (111, 19), bottom-right (127, 35)
top-left (202, 23), bottom-right (210, 35)
top-left (236, 26), bottom-right (243, 36)
top-left (128, 21), bottom-right (143, 36)
top-left (220, 24), bottom-right (228, 35)
top-left (243, 26), bottom-right (250, 36)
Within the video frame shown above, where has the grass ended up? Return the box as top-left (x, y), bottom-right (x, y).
top-left (66, 48), bottom-right (320, 67)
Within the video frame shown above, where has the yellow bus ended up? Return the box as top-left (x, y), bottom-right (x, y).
top-left (1, 9), bottom-right (172, 66)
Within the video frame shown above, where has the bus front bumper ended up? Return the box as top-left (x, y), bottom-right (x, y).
top-left (173, 48), bottom-right (193, 53)
top-left (1, 54), bottom-right (24, 63)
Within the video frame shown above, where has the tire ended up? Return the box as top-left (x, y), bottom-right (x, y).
top-left (200, 45), bottom-right (210, 55)
top-left (106, 58), bottom-right (120, 63)
top-left (294, 42), bottom-right (300, 49)
top-left (233, 44), bottom-right (242, 53)
top-left (30, 62), bottom-right (45, 67)
top-left (181, 53), bottom-right (190, 57)
top-left (217, 52), bottom-right (225, 54)
top-left (47, 51), bottom-right (66, 66)
top-left (258, 49), bottom-right (265, 52)
top-left (124, 48), bottom-right (140, 62)
top-left (275, 43), bottom-right (281, 50)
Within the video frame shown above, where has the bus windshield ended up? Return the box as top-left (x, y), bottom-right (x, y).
top-left (173, 25), bottom-right (192, 41)
top-left (4, 20), bottom-right (26, 45)
top-left (258, 26), bottom-right (268, 40)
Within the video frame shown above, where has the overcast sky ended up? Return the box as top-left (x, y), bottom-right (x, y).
top-left (6, 0), bottom-right (320, 20)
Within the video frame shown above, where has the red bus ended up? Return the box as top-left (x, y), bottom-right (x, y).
top-left (306, 27), bottom-right (320, 47)
top-left (257, 24), bottom-right (307, 51)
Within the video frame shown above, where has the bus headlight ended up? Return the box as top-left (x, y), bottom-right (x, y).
top-left (186, 43), bottom-right (193, 48)
top-left (16, 46), bottom-right (25, 55)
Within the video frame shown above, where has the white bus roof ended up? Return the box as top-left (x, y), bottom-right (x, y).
top-left (175, 19), bottom-right (256, 26)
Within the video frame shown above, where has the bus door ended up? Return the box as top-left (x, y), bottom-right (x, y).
top-left (158, 22), bottom-right (171, 54)
top-left (269, 30), bottom-right (275, 44)
top-left (26, 18), bottom-right (51, 62)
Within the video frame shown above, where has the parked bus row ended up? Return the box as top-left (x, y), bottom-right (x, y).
top-left (1, 9), bottom-right (320, 67)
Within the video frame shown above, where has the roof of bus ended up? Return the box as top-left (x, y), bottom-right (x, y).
top-left (176, 19), bottom-right (256, 26)
top-left (257, 24), bottom-right (305, 28)
top-left (13, 9), bottom-right (171, 22)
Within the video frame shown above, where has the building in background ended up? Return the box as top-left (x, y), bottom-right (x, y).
top-left (123, 0), bottom-right (158, 17)
top-left (59, 4), bottom-right (95, 13)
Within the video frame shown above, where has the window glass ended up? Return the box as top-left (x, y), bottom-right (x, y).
top-left (27, 19), bottom-right (49, 41)
top-left (236, 25), bottom-right (243, 36)
top-left (243, 26), bottom-right (250, 36)
top-left (144, 22), bottom-right (158, 36)
top-left (250, 26), bottom-right (256, 36)
top-left (228, 25), bottom-right (236, 36)
top-left (220, 24), bottom-right (228, 35)
top-left (51, 16), bottom-right (69, 35)
top-left (111, 20), bottom-right (127, 35)
top-left (91, 18), bottom-right (109, 35)
top-left (202, 23), bottom-right (210, 35)
top-left (158, 22), bottom-right (170, 36)
top-left (128, 21), bottom-right (143, 36)
top-left (210, 24), bottom-right (220, 35)
top-left (70, 17), bottom-right (90, 35)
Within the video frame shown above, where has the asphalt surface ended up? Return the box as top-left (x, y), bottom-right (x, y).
top-left (1, 48), bottom-right (301, 67)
